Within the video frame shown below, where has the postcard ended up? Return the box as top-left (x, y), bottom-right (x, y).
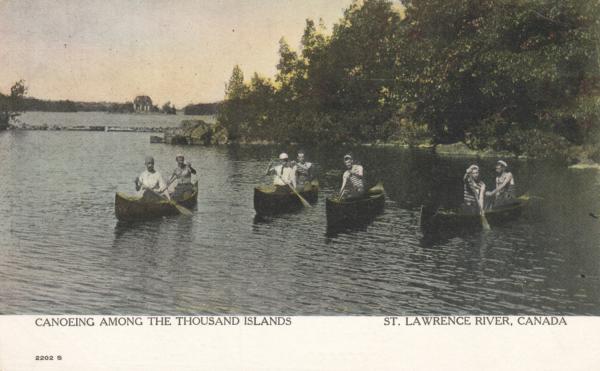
top-left (1, 0), bottom-right (599, 370)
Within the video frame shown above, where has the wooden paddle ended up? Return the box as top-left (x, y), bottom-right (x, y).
top-left (274, 173), bottom-right (311, 208)
top-left (480, 211), bottom-right (491, 230)
top-left (480, 196), bottom-right (491, 231)
top-left (145, 188), bottom-right (193, 216)
top-left (338, 176), bottom-right (348, 199)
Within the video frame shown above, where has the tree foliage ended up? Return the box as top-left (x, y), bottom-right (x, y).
top-left (0, 80), bottom-right (28, 129)
top-left (399, 0), bottom-right (600, 147)
top-left (216, 0), bottom-right (599, 157)
top-left (161, 101), bottom-right (177, 114)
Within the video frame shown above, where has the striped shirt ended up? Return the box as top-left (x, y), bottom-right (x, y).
top-left (172, 165), bottom-right (194, 184)
top-left (463, 176), bottom-right (484, 205)
top-left (344, 165), bottom-right (365, 193)
top-left (295, 162), bottom-right (313, 187)
top-left (495, 172), bottom-right (516, 198)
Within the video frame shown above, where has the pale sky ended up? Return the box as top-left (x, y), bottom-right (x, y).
top-left (0, 0), bottom-right (361, 106)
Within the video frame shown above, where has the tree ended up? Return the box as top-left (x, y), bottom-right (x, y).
top-left (217, 65), bottom-right (249, 140)
top-left (398, 0), bottom-right (600, 147)
top-left (325, 0), bottom-right (403, 140)
top-left (162, 101), bottom-right (176, 114)
top-left (225, 65), bottom-right (246, 100)
top-left (0, 80), bottom-right (27, 130)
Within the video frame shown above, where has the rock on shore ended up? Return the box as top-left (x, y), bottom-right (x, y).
top-left (163, 120), bottom-right (228, 145)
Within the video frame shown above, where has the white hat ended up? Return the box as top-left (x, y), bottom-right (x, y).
top-left (466, 164), bottom-right (479, 174)
top-left (279, 153), bottom-right (288, 160)
top-left (497, 160), bottom-right (508, 167)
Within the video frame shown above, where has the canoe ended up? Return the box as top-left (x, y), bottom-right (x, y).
top-left (115, 182), bottom-right (198, 221)
top-left (254, 180), bottom-right (319, 216)
top-left (420, 194), bottom-right (530, 230)
top-left (325, 182), bottom-right (385, 226)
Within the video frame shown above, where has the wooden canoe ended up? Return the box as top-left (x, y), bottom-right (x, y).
top-left (254, 180), bottom-right (319, 216)
top-left (420, 194), bottom-right (530, 230)
top-left (325, 182), bottom-right (385, 227)
top-left (115, 182), bottom-right (198, 221)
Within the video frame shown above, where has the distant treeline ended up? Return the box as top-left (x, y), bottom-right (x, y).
top-left (217, 0), bottom-right (600, 161)
top-left (183, 102), bottom-right (220, 115)
top-left (20, 97), bottom-right (135, 113)
top-left (18, 97), bottom-right (220, 115)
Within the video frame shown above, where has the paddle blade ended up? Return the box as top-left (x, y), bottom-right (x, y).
top-left (298, 196), bottom-right (311, 208)
top-left (481, 214), bottom-right (491, 230)
top-left (288, 184), bottom-right (311, 208)
top-left (174, 203), bottom-right (193, 216)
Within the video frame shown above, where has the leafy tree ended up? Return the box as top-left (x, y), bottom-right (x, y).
top-left (398, 0), bottom-right (600, 147)
top-left (214, 0), bottom-right (599, 158)
top-left (0, 80), bottom-right (27, 129)
top-left (162, 101), bottom-right (176, 114)
top-left (217, 65), bottom-right (249, 140)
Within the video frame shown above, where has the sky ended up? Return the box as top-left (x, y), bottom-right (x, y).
top-left (0, 0), bottom-right (359, 106)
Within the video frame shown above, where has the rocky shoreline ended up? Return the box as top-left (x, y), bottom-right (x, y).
top-left (8, 119), bottom-right (599, 170)
top-left (11, 123), bottom-right (165, 133)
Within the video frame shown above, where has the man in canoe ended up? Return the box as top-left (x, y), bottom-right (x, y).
top-left (166, 154), bottom-right (197, 200)
top-left (293, 150), bottom-right (314, 190)
top-left (486, 160), bottom-right (517, 208)
top-left (135, 156), bottom-right (170, 200)
top-left (340, 154), bottom-right (365, 199)
top-left (266, 152), bottom-right (297, 191)
top-left (462, 164), bottom-right (486, 215)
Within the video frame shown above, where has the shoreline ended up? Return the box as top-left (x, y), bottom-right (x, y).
top-left (6, 123), bottom-right (599, 170)
top-left (8, 124), bottom-right (165, 133)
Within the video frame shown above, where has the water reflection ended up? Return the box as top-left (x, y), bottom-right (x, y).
top-left (1, 127), bottom-right (600, 314)
top-left (325, 217), bottom-right (380, 239)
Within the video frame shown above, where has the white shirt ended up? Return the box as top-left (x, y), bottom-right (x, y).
top-left (271, 164), bottom-right (296, 188)
top-left (138, 170), bottom-right (167, 193)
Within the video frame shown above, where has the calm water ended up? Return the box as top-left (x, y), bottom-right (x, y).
top-left (18, 111), bottom-right (215, 128)
top-left (1, 114), bottom-right (599, 315)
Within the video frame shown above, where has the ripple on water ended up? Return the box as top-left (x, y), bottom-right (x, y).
top-left (1, 128), bottom-right (600, 314)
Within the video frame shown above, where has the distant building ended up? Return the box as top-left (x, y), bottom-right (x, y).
top-left (133, 95), bottom-right (153, 112)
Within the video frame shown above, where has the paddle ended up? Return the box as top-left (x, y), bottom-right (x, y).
top-left (339, 176), bottom-right (348, 199)
top-left (145, 187), bottom-right (193, 216)
top-left (274, 173), bottom-right (311, 208)
top-left (265, 160), bottom-right (274, 176)
top-left (479, 189), bottom-right (491, 230)
top-left (480, 210), bottom-right (491, 230)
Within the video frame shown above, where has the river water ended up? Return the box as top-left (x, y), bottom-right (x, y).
top-left (1, 113), bottom-right (599, 315)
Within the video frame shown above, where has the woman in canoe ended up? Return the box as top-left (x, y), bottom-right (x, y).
top-left (266, 153), bottom-right (297, 192)
top-left (167, 154), bottom-right (197, 200)
top-left (293, 150), bottom-right (314, 190)
top-left (462, 164), bottom-right (485, 215)
top-left (134, 156), bottom-right (170, 200)
top-left (486, 160), bottom-right (516, 208)
top-left (340, 154), bottom-right (365, 199)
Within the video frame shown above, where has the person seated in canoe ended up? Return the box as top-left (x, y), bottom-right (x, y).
top-left (462, 164), bottom-right (486, 215)
top-left (486, 160), bottom-right (517, 208)
top-left (266, 152), bottom-right (297, 192)
top-left (134, 156), bottom-right (170, 200)
top-left (293, 150), bottom-right (314, 190)
top-left (166, 154), bottom-right (197, 200)
top-left (339, 154), bottom-right (365, 199)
